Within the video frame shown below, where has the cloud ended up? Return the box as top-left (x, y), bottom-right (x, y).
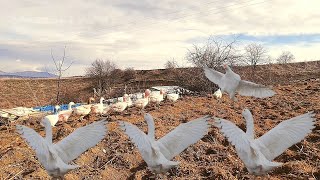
top-left (0, 0), bottom-right (319, 76)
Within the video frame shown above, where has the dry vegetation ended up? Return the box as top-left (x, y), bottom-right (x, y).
top-left (0, 61), bottom-right (319, 179)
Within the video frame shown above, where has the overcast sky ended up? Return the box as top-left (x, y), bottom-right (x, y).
top-left (0, 0), bottom-right (319, 76)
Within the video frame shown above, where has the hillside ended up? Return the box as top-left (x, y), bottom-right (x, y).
top-left (0, 61), bottom-right (319, 109)
top-left (0, 71), bottom-right (57, 78)
top-left (0, 75), bottom-right (319, 179)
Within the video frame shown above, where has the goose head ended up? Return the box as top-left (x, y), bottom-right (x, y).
top-left (99, 97), bottom-right (105, 104)
top-left (88, 97), bottom-right (95, 104)
top-left (242, 108), bottom-right (251, 117)
top-left (68, 102), bottom-right (75, 109)
top-left (123, 94), bottom-right (129, 99)
top-left (242, 108), bottom-right (253, 122)
top-left (160, 89), bottom-right (165, 95)
top-left (145, 89), bottom-right (151, 97)
top-left (69, 102), bottom-right (75, 106)
top-left (122, 95), bottom-right (127, 102)
top-left (53, 105), bottom-right (61, 114)
top-left (223, 64), bottom-right (230, 71)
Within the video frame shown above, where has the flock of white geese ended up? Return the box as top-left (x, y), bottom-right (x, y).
top-left (16, 64), bottom-right (316, 178)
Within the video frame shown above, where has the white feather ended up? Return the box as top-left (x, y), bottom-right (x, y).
top-left (16, 119), bottom-right (107, 178)
top-left (157, 116), bottom-right (211, 160)
top-left (214, 109), bottom-right (316, 175)
top-left (204, 65), bottom-right (275, 100)
top-left (237, 80), bottom-right (276, 98)
top-left (255, 112), bottom-right (316, 161)
top-left (54, 120), bottom-right (108, 163)
top-left (119, 113), bottom-right (210, 173)
top-left (203, 67), bottom-right (223, 87)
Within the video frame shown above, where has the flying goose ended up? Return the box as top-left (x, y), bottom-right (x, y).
top-left (16, 119), bottom-right (107, 179)
top-left (204, 65), bottom-right (275, 101)
top-left (214, 109), bottom-right (316, 175)
top-left (119, 113), bottom-right (210, 174)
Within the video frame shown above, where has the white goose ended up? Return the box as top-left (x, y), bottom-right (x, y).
top-left (134, 89), bottom-right (151, 110)
top-left (149, 89), bottom-right (165, 107)
top-left (124, 94), bottom-right (133, 108)
top-left (204, 65), bottom-right (275, 101)
top-left (81, 97), bottom-right (95, 109)
top-left (119, 113), bottom-right (210, 174)
top-left (73, 97), bottom-right (96, 117)
top-left (73, 106), bottom-right (92, 119)
top-left (166, 93), bottom-right (179, 102)
top-left (111, 96), bottom-right (128, 113)
top-left (45, 105), bottom-right (61, 127)
top-left (92, 97), bottom-right (105, 115)
top-left (16, 118), bottom-right (107, 179)
top-left (58, 102), bottom-right (75, 122)
top-left (213, 89), bottom-right (222, 99)
top-left (214, 109), bottom-right (316, 175)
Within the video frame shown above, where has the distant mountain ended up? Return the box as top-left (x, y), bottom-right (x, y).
top-left (0, 71), bottom-right (57, 78)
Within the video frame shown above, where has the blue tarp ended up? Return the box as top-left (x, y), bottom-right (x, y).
top-left (33, 103), bottom-right (82, 112)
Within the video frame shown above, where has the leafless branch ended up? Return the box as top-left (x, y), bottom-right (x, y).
top-left (62, 61), bottom-right (74, 71)
top-left (50, 46), bottom-right (73, 103)
top-left (186, 36), bottom-right (240, 68)
top-left (51, 49), bottom-right (59, 70)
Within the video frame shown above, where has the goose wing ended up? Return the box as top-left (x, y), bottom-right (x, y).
top-left (214, 117), bottom-right (252, 154)
top-left (237, 80), bottom-right (276, 98)
top-left (157, 116), bottom-right (210, 160)
top-left (54, 120), bottom-right (107, 163)
top-left (118, 121), bottom-right (153, 165)
top-left (204, 67), bottom-right (224, 87)
top-left (16, 125), bottom-right (51, 167)
top-left (255, 112), bottom-right (316, 161)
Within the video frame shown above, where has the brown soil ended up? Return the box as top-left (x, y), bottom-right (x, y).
top-left (1, 60), bottom-right (320, 109)
top-left (1, 77), bottom-right (319, 179)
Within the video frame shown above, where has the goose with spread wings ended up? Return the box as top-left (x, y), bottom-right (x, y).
top-left (119, 113), bottom-right (210, 174)
top-left (204, 65), bottom-right (275, 101)
top-left (16, 119), bottom-right (107, 179)
top-left (214, 109), bottom-right (315, 175)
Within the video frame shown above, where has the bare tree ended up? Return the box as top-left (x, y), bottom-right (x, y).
top-left (243, 43), bottom-right (269, 66)
top-left (86, 59), bottom-right (117, 97)
top-left (242, 43), bottom-right (270, 77)
top-left (123, 67), bottom-right (136, 82)
top-left (164, 58), bottom-right (179, 69)
top-left (51, 46), bottom-right (73, 104)
top-left (186, 37), bottom-right (240, 68)
top-left (276, 51), bottom-right (295, 64)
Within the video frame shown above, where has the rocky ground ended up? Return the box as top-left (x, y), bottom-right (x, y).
top-left (0, 78), bottom-right (319, 180)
